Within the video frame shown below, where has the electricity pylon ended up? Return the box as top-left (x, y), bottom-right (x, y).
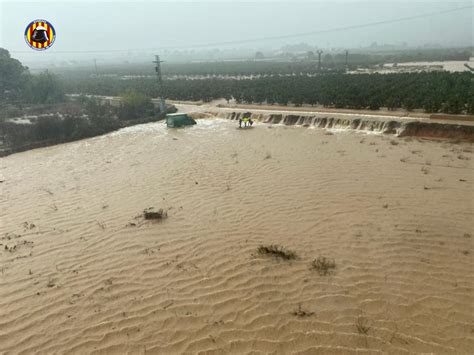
top-left (153, 55), bottom-right (166, 114)
top-left (317, 50), bottom-right (323, 71)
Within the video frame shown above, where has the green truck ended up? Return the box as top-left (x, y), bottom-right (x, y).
top-left (165, 113), bottom-right (197, 128)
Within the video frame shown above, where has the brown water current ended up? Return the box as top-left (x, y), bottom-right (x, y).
top-left (0, 117), bottom-right (473, 354)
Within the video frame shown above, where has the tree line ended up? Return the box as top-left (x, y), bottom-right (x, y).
top-left (0, 48), bottom-right (65, 105)
top-left (50, 47), bottom-right (472, 78)
top-left (0, 92), bottom-right (166, 155)
top-left (1, 48), bottom-right (169, 154)
top-left (64, 71), bottom-right (473, 114)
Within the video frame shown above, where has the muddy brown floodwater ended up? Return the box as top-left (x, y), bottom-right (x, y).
top-left (0, 117), bottom-right (473, 354)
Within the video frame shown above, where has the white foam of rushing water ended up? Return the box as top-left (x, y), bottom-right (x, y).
top-left (104, 118), bottom-right (233, 140)
top-left (108, 121), bottom-right (168, 137)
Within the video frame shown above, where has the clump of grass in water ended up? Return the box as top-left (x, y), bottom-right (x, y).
top-left (356, 315), bottom-right (371, 335)
top-left (292, 304), bottom-right (314, 317)
top-left (311, 256), bottom-right (336, 276)
top-left (143, 208), bottom-right (167, 220)
top-left (257, 244), bottom-right (297, 260)
top-left (458, 154), bottom-right (470, 161)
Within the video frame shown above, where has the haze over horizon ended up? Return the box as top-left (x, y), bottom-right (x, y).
top-left (0, 0), bottom-right (472, 67)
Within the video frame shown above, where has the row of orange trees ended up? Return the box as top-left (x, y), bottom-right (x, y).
top-left (64, 72), bottom-right (473, 114)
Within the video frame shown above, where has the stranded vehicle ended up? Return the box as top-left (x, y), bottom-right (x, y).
top-left (165, 113), bottom-right (197, 128)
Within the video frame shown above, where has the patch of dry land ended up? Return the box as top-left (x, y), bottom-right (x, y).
top-left (0, 116), bottom-right (473, 354)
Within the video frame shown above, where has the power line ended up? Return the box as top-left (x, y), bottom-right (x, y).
top-left (175, 5), bottom-right (473, 49)
top-left (9, 5), bottom-right (472, 54)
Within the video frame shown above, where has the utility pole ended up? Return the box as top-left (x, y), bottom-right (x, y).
top-left (317, 50), bottom-right (323, 71)
top-left (93, 59), bottom-right (98, 76)
top-left (153, 55), bottom-right (166, 114)
top-left (345, 50), bottom-right (349, 67)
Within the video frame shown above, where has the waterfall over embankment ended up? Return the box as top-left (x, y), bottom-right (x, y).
top-left (210, 111), bottom-right (474, 141)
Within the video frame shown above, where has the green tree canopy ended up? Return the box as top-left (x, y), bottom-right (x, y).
top-left (0, 48), bottom-right (29, 101)
top-left (0, 48), bottom-right (65, 104)
top-left (23, 71), bottom-right (65, 104)
top-left (118, 90), bottom-right (155, 120)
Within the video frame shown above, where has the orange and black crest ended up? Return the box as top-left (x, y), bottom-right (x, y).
top-left (24, 20), bottom-right (56, 51)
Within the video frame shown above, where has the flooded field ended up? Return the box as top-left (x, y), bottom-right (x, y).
top-left (384, 59), bottom-right (474, 73)
top-left (0, 118), bottom-right (473, 353)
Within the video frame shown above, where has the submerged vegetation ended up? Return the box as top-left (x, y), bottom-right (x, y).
top-left (257, 245), bottom-right (298, 260)
top-left (143, 208), bottom-right (168, 220)
top-left (355, 315), bottom-right (371, 335)
top-left (311, 256), bottom-right (336, 275)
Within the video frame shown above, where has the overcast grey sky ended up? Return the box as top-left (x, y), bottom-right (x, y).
top-left (1, 1), bottom-right (472, 65)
